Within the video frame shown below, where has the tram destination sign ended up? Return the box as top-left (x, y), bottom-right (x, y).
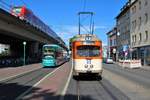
top-left (82, 41), bottom-right (95, 45)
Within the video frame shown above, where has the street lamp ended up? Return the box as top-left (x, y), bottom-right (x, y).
top-left (23, 41), bottom-right (26, 65)
top-left (116, 32), bottom-right (120, 61)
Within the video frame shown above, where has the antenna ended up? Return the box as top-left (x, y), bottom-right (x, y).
top-left (91, 21), bottom-right (94, 35)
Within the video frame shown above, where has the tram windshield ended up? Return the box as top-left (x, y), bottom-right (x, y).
top-left (77, 46), bottom-right (100, 57)
top-left (43, 46), bottom-right (55, 57)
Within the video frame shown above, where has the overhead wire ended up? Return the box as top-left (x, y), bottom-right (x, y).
top-left (79, 0), bottom-right (95, 34)
top-left (83, 0), bottom-right (87, 12)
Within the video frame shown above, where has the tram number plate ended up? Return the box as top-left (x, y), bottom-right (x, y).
top-left (82, 41), bottom-right (95, 45)
top-left (87, 60), bottom-right (91, 64)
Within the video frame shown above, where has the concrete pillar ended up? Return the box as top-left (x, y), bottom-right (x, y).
top-left (29, 42), bottom-right (39, 56)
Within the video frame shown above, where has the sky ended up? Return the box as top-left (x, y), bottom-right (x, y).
top-left (3, 0), bottom-right (128, 46)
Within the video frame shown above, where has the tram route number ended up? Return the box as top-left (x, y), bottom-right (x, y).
top-left (82, 41), bottom-right (95, 45)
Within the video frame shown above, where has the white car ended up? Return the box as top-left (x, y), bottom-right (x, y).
top-left (106, 57), bottom-right (113, 64)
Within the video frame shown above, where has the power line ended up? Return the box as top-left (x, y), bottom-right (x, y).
top-left (83, 0), bottom-right (87, 11)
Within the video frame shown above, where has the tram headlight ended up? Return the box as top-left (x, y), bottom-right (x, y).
top-left (84, 65), bottom-right (88, 68)
top-left (90, 64), bottom-right (93, 68)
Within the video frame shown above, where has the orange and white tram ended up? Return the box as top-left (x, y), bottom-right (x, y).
top-left (72, 34), bottom-right (103, 78)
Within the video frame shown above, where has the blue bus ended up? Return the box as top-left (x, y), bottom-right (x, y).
top-left (42, 44), bottom-right (67, 67)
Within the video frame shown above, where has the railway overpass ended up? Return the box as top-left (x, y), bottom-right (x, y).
top-left (0, 8), bottom-right (67, 65)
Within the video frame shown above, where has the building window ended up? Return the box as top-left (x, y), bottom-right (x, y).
top-left (145, 0), bottom-right (148, 6)
top-left (132, 21), bottom-right (134, 30)
top-left (134, 20), bottom-right (137, 29)
top-left (132, 35), bottom-right (134, 43)
top-left (138, 17), bottom-right (142, 28)
top-left (139, 1), bottom-right (141, 10)
top-left (134, 35), bottom-right (136, 43)
top-left (132, 6), bottom-right (136, 14)
top-left (145, 31), bottom-right (148, 41)
top-left (139, 33), bottom-right (142, 42)
top-left (132, 7), bottom-right (134, 14)
top-left (117, 20), bottom-right (120, 25)
top-left (110, 40), bottom-right (112, 46)
top-left (145, 13), bottom-right (148, 24)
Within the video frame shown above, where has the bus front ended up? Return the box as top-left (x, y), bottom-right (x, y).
top-left (42, 46), bottom-right (56, 67)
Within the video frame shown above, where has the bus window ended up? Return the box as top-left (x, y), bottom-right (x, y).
top-left (77, 46), bottom-right (100, 57)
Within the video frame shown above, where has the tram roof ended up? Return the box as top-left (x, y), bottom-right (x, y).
top-left (43, 44), bottom-right (62, 48)
top-left (71, 34), bottom-right (101, 42)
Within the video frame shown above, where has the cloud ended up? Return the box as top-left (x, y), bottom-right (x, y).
top-left (52, 25), bottom-right (107, 45)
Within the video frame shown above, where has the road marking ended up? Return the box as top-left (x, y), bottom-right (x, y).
top-left (15, 66), bottom-right (62, 100)
top-left (0, 67), bottom-right (41, 82)
top-left (59, 63), bottom-right (73, 100)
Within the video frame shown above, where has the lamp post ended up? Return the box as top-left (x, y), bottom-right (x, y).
top-left (116, 31), bottom-right (120, 61)
top-left (23, 41), bottom-right (26, 66)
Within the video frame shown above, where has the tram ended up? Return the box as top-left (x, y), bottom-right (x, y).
top-left (72, 34), bottom-right (103, 78)
top-left (42, 44), bottom-right (67, 67)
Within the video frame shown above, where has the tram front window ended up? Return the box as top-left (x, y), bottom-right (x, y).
top-left (77, 46), bottom-right (100, 57)
top-left (43, 47), bottom-right (55, 57)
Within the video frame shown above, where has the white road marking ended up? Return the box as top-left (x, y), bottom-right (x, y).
top-left (15, 66), bottom-right (62, 100)
top-left (59, 63), bottom-right (73, 100)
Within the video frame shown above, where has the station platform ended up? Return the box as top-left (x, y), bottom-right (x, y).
top-left (0, 63), bottom-right (42, 81)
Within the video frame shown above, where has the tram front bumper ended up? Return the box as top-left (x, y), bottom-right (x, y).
top-left (73, 69), bottom-right (103, 76)
top-left (42, 60), bottom-right (56, 67)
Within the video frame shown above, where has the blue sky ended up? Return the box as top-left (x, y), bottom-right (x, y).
top-left (4, 0), bottom-right (127, 46)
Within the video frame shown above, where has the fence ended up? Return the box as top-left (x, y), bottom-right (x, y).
top-left (118, 59), bottom-right (142, 68)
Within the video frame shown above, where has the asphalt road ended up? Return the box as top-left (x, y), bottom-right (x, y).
top-left (103, 63), bottom-right (150, 100)
top-left (0, 68), bottom-right (55, 100)
top-left (64, 75), bottom-right (129, 100)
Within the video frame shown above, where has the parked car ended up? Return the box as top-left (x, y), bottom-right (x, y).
top-left (106, 57), bottom-right (113, 64)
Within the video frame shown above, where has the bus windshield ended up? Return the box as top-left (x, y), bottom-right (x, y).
top-left (77, 46), bottom-right (100, 57)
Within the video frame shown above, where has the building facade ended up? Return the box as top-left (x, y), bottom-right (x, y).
top-left (130, 0), bottom-right (150, 65)
top-left (106, 27), bottom-right (117, 61)
top-left (116, 1), bottom-right (131, 60)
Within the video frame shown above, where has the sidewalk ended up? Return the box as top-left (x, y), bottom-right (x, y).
top-left (114, 61), bottom-right (150, 71)
top-left (141, 65), bottom-right (150, 71)
top-left (0, 63), bottom-right (42, 81)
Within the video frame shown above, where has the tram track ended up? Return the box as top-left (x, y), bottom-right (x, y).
top-left (0, 67), bottom-right (55, 100)
top-left (76, 80), bottom-right (80, 100)
top-left (69, 77), bottom-right (129, 100)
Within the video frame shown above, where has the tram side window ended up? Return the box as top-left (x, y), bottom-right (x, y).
top-left (77, 46), bottom-right (100, 57)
